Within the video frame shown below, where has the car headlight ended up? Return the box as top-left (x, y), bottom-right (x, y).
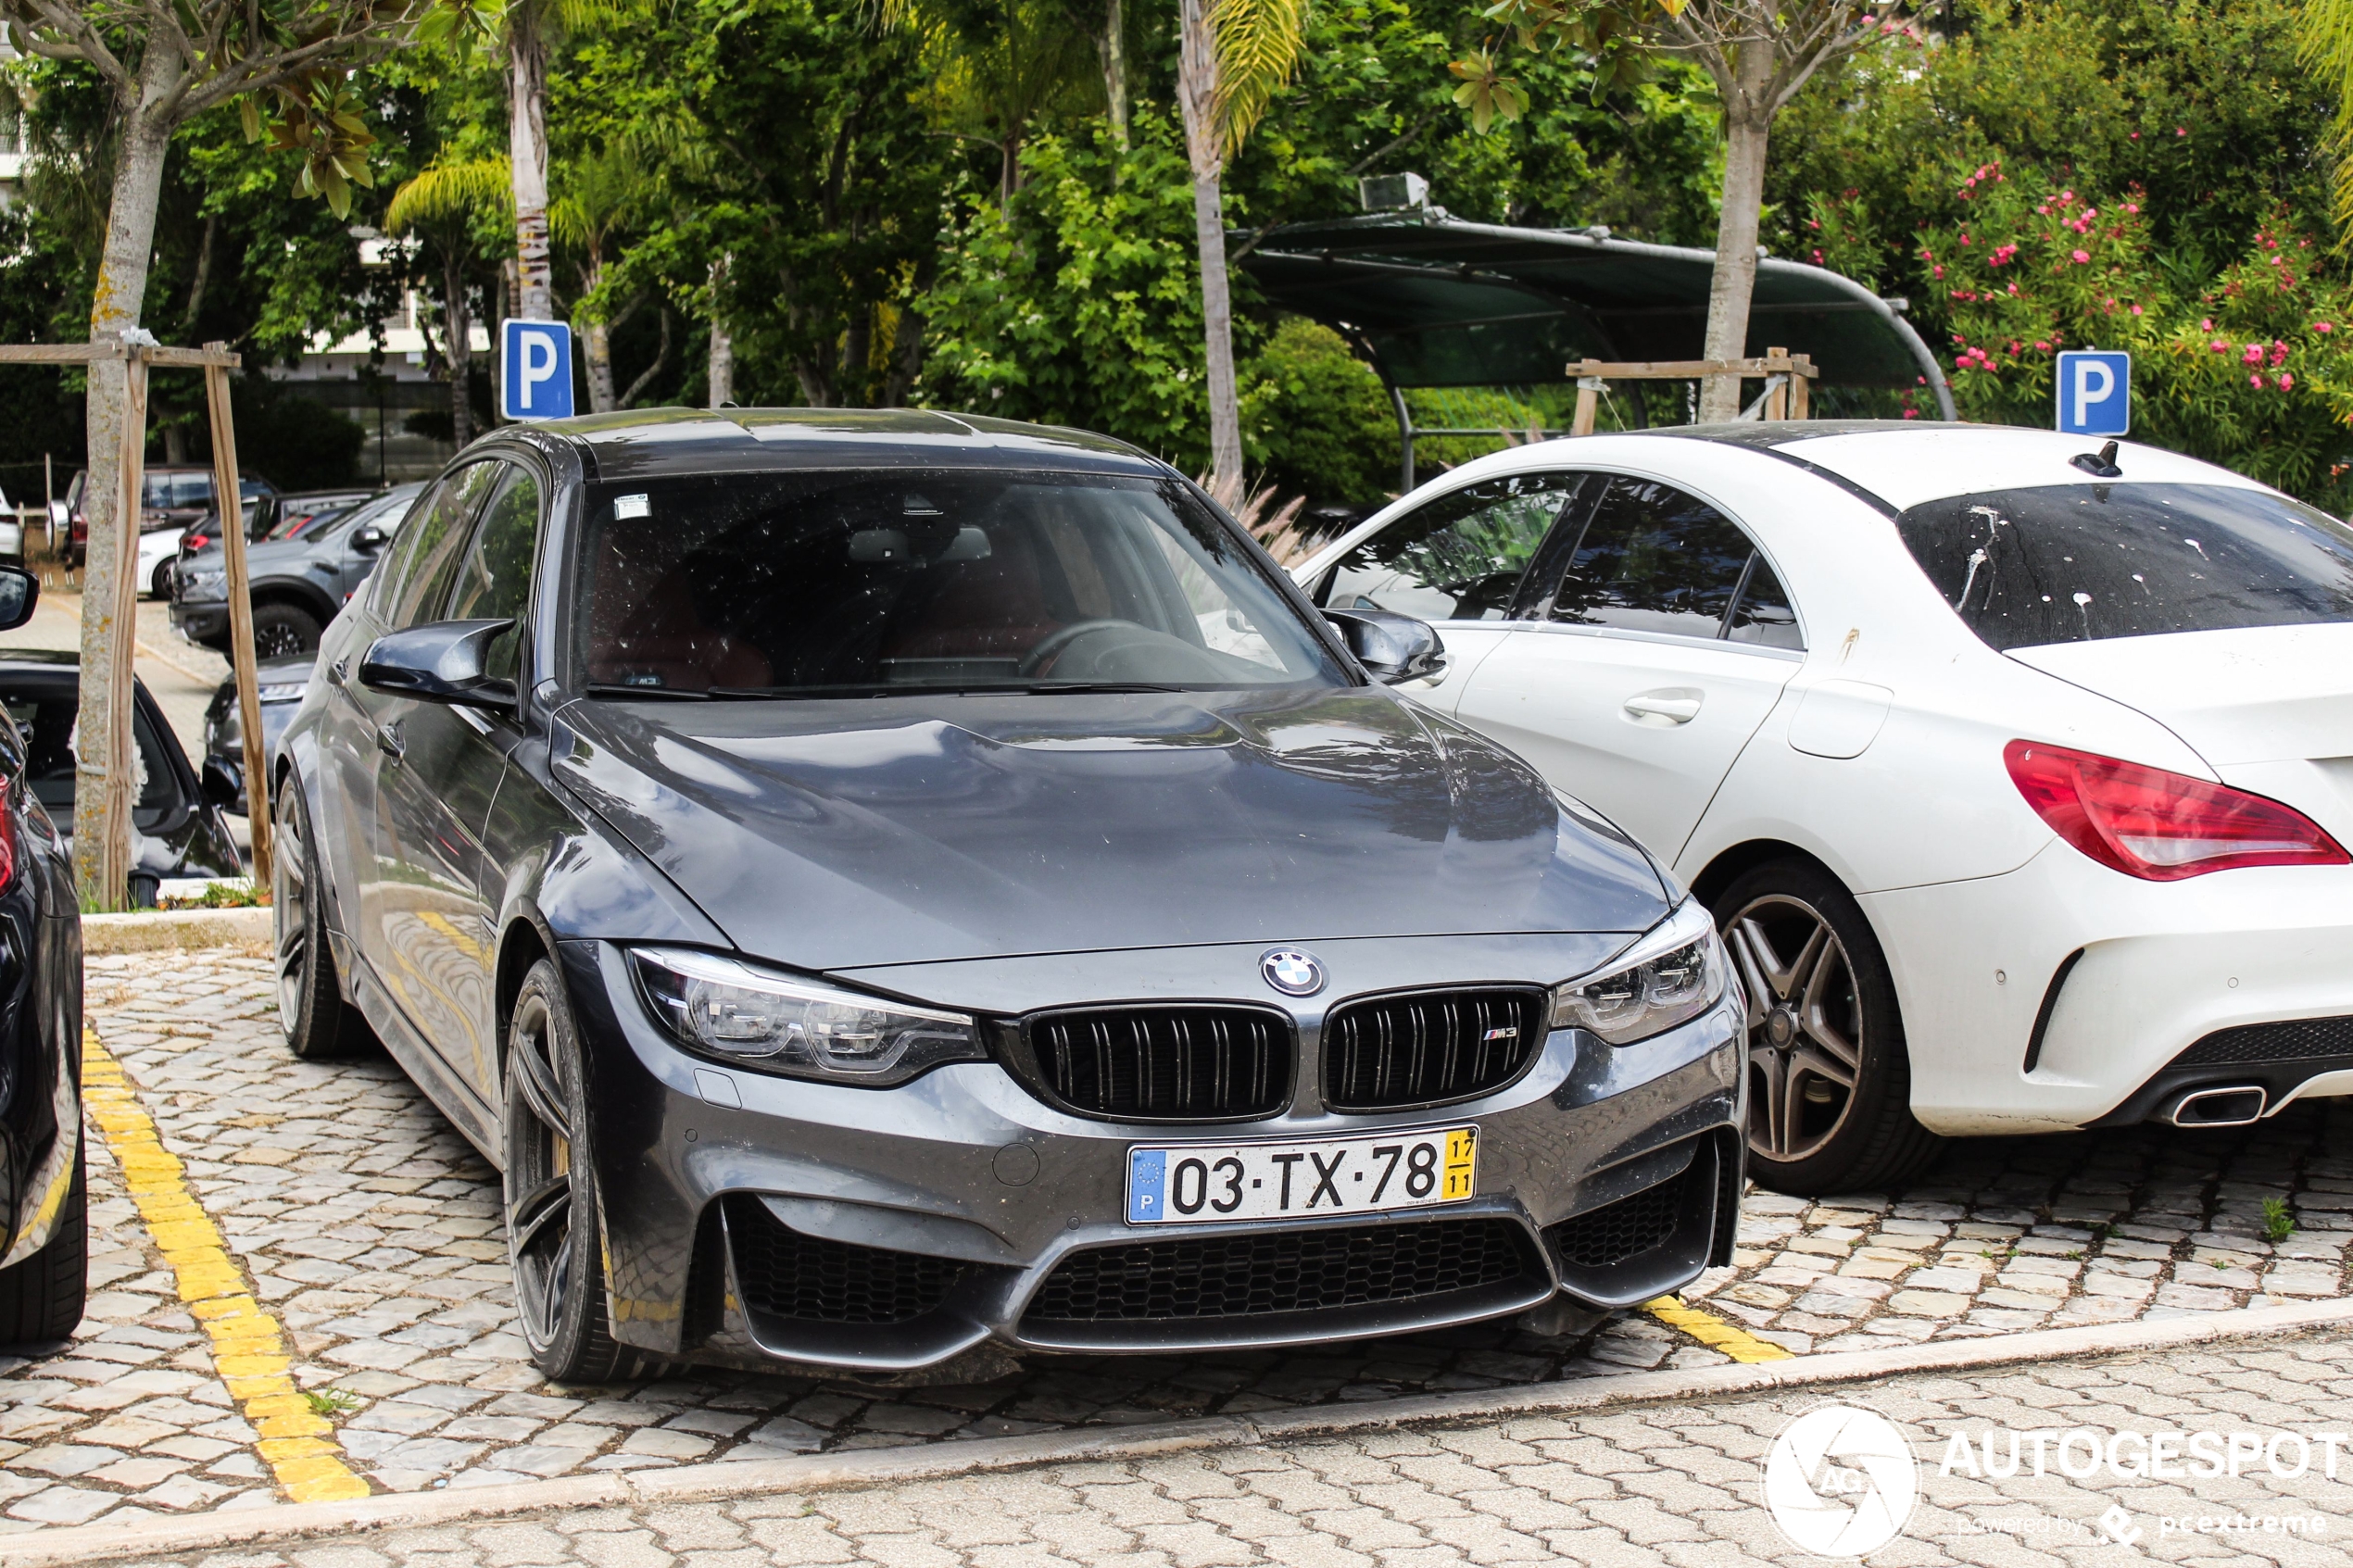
top-left (182, 568), bottom-right (226, 599)
top-left (629, 947), bottom-right (986, 1085)
top-left (1553, 899), bottom-right (1730, 1045)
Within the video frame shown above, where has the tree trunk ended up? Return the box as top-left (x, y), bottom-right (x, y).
top-left (583, 258), bottom-right (617, 413)
top-left (708, 257), bottom-right (733, 408)
top-left (1176, 0), bottom-right (1243, 501)
top-left (1097, 0), bottom-right (1129, 148)
top-left (77, 64), bottom-right (176, 909)
top-left (883, 254), bottom-right (934, 408)
top-left (510, 7), bottom-right (554, 321)
top-left (492, 261), bottom-right (513, 415)
top-left (445, 248), bottom-right (473, 449)
top-left (1697, 45), bottom-right (1776, 424)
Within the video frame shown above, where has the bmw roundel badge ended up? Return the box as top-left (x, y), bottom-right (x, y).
top-left (1260, 948), bottom-right (1326, 997)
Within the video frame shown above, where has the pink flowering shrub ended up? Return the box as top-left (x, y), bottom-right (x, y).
top-left (1921, 166), bottom-right (2353, 499)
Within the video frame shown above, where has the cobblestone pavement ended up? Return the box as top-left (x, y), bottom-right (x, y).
top-left (74, 1327), bottom-right (2353, 1567)
top-left (6, 949), bottom-right (2353, 1532)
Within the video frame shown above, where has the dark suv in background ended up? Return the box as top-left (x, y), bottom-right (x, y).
top-left (171, 483), bottom-right (421, 658)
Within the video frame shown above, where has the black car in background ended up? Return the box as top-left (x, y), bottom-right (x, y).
top-left (0, 570), bottom-right (91, 1344)
top-left (171, 483), bottom-right (422, 659)
top-left (203, 655), bottom-right (311, 815)
top-left (0, 653), bottom-right (244, 900)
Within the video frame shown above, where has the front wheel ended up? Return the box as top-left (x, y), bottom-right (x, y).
top-left (274, 775), bottom-right (361, 1060)
top-left (150, 560), bottom-right (174, 600)
top-left (505, 959), bottom-right (644, 1383)
top-left (251, 603), bottom-right (322, 660)
top-left (1714, 859), bottom-right (1943, 1196)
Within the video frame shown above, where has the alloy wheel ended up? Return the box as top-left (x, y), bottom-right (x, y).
top-left (505, 992), bottom-right (579, 1354)
top-left (256, 623), bottom-right (306, 659)
top-left (272, 793), bottom-right (309, 1034)
top-left (1726, 893), bottom-right (1865, 1163)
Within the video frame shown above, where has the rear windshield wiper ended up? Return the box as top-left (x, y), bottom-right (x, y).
top-left (584, 683), bottom-right (711, 700)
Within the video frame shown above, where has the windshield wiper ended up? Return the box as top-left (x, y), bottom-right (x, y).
top-left (1023, 683), bottom-right (1187, 694)
top-left (584, 683), bottom-right (711, 700)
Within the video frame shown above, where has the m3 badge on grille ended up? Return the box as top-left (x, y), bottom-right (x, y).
top-left (1260, 947), bottom-right (1325, 997)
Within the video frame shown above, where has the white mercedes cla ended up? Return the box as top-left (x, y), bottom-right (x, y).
top-left (1293, 422), bottom-right (2353, 1195)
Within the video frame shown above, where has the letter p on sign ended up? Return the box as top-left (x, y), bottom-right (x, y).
top-left (501, 320), bottom-right (575, 421)
top-left (2056, 349), bottom-right (2130, 437)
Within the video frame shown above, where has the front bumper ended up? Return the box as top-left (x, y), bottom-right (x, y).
top-left (1862, 842), bottom-right (2353, 1135)
top-left (559, 938), bottom-right (1744, 1373)
top-left (170, 599), bottom-right (228, 645)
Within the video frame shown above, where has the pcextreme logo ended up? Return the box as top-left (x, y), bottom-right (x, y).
top-left (1763, 1404), bottom-right (1921, 1557)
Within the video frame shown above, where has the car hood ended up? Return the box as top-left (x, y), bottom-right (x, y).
top-left (552, 686), bottom-right (1671, 971)
top-left (2008, 622), bottom-right (2353, 767)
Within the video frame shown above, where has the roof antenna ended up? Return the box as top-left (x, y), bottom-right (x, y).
top-left (2070, 440), bottom-right (2121, 479)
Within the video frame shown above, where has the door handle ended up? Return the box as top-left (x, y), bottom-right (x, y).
top-left (1622, 690), bottom-right (1704, 725)
top-left (375, 721), bottom-right (404, 761)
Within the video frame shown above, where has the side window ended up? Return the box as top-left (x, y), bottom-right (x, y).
top-left (375, 464), bottom-right (497, 628)
top-left (1726, 555), bottom-right (1804, 649)
top-left (1546, 477), bottom-right (1762, 641)
top-left (446, 464), bottom-right (543, 684)
top-left (1320, 472), bottom-right (1584, 622)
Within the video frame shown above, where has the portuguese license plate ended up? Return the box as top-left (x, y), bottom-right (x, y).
top-left (1126, 1126), bottom-right (1478, 1225)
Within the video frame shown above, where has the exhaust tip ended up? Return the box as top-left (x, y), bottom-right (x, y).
top-left (2164, 1085), bottom-right (2267, 1129)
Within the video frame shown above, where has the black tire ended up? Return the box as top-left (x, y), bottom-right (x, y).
top-left (150, 559), bottom-right (173, 600)
top-left (251, 603), bottom-right (322, 660)
top-left (0, 1141), bottom-right (86, 1347)
top-left (274, 774), bottom-right (360, 1060)
top-left (505, 959), bottom-right (643, 1383)
top-left (1712, 858), bottom-right (1944, 1196)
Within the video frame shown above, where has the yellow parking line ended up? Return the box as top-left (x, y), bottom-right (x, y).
top-left (1644, 1293), bottom-right (1795, 1363)
top-left (80, 1031), bottom-right (371, 1503)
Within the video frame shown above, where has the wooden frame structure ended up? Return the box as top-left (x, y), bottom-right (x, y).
top-left (0, 338), bottom-right (271, 903)
top-left (1567, 349), bottom-right (1818, 436)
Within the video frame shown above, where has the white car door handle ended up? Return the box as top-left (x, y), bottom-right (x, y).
top-left (1623, 690), bottom-right (1704, 724)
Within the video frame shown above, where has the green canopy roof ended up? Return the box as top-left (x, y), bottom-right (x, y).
top-left (1239, 211), bottom-right (1955, 419)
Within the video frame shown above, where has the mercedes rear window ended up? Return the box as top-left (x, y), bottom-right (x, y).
top-left (1894, 483), bottom-right (2353, 650)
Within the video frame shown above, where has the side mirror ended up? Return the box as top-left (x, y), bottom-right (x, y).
top-left (352, 524), bottom-right (388, 552)
top-left (0, 566), bottom-right (40, 633)
top-left (359, 619), bottom-right (517, 709)
top-left (200, 753), bottom-right (243, 811)
top-left (1324, 607), bottom-right (1447, 685)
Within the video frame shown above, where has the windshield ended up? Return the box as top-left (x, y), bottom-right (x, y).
top-left (307, 487), bottom-right (414, 546)
top-left (573, 470), bottom-right (1346, 696)
top-left (1895, 483), bottom-right (2353, 651)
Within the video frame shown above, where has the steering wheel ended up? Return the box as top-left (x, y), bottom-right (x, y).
top-left (1016, 619), bottom-right (1145, 678)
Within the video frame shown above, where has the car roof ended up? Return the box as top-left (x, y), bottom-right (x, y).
top-left (1617, 420), bottom-right (2271, 514)
top-left (515, 408), bottom-right (1173, 483)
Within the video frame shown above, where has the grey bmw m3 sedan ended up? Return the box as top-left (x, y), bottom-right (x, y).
top-left (271, 408), bottom-right (1745, 1382)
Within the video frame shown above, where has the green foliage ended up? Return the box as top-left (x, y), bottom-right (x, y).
top-left (924, 115), bottom-right (1229, 465)
top-left (1242, 320), bottom-right (1399, 502)
top-left (1923, 166), bottom-right (2353, 501)
top-left (229, 377), bottom-right (369, 491)
top-left (1773, 0), bottom-right (2353, 499)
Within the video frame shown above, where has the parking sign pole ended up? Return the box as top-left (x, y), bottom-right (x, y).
top-left (202, 345), bottom-right (270, 886)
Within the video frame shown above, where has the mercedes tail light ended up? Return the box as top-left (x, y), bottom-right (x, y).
top-left (2005, 740), bottom-right (2348, 880)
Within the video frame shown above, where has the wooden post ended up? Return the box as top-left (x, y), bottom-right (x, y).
top-left (203, 348), bottom-right (271, 886)
top-left (1569, 360), bottom-right (1602, 437)
top-left (99, 349), bottom-right (148, 907)
top-left (1789, 353), bottom-right (1812, 420)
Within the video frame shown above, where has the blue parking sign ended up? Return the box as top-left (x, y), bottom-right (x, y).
top-left (501, 320), bottom-right (574, 420)
top-left (2056, 350), bottom-right (2129, 437)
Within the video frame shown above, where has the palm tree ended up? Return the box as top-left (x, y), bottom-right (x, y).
top-left (553, 149), bottom-right (658, 411)
top-left (502, 0), bottom-right (629, 320)
top-left (2302, 1), bottom-right (2353, 239)
top-left (388, 158), bottom-right (511, 445)
top-left (1176, 0), bottom-right (1309, 502)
